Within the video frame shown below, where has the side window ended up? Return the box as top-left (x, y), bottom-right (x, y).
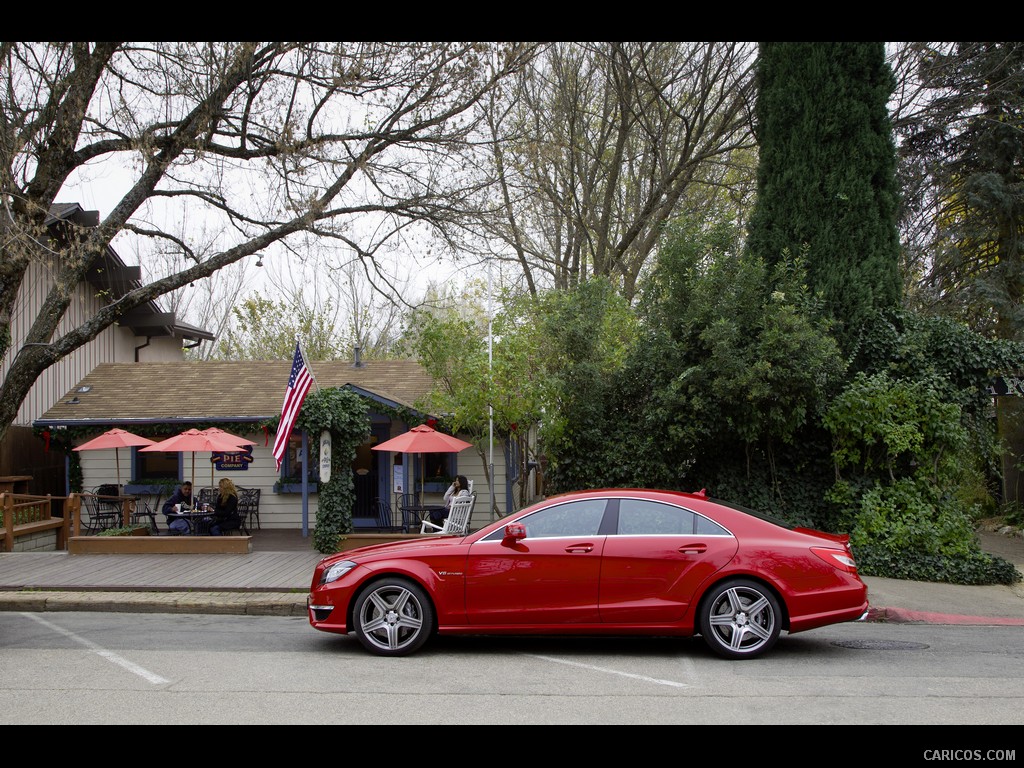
top-left (522, 500), bottom-right (607, 538)
top-left (695, 513), bottom-right (729, 535)
top-left (618, 499), bottom-right (695, 534)
top-left (616, 499), bottom-right (730, 536)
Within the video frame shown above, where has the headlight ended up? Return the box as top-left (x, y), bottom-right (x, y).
top-left (321, 559), bottom-right (358, 585)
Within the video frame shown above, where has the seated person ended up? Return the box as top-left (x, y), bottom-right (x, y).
top-left (162, 481), bottom-right (193, 535)
top-left (208, 478), bottom-right (241, 536)
top-left (437, 474), bottom-right (471, 525)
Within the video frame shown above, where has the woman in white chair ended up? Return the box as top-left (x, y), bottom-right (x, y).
top-left (437, 474), bottom-right (471, 526)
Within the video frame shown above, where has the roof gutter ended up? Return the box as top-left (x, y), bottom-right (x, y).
top-left (33, 416), bottom-right (276, 429)
top-left (134, 336), bottom-right (151, 362)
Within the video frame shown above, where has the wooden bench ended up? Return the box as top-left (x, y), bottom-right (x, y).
top-left (1, 493), bottom-right (69, 552)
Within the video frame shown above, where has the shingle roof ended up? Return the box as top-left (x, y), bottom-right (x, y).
top-left (35, 360), bottom-right (437, 426)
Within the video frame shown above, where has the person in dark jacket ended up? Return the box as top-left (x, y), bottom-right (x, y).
top-left (208, 478), bottom-right (241, 536)
top-left (162, 481), bottom-right (193, 534)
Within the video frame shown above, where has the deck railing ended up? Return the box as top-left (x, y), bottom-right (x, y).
top-left (1, 493), bottom-right (70, 552)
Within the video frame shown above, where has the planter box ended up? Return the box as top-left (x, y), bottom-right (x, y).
top-left (274, 483), bottom-right (317, 494)
top-left (70, 535), bottom-right (252, 555)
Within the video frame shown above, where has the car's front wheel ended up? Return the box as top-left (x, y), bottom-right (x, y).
top-left (352, 577), bottom-right (435, 656)
top-left (699, 578), bottom-right (781, 659)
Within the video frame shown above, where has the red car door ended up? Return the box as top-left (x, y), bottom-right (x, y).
top-left (465, 499), bottom-right (607, 625)
top-left (599, 499), bottom-right (739, 623)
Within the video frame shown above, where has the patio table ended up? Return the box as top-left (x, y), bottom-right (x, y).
top-left (165, 508), bottom-right (214, 535)
top-left (398, 504), bottom-right (446, 532)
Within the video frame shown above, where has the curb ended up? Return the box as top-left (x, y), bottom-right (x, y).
top-left (0, 590), bottom-right (308, 617)
top-left (866, 605), bottom-right (1024, 626)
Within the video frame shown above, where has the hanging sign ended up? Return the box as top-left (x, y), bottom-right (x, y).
top-left (213, 446), bottom-right (254, 471)
top-left (319, 430), bottom-right (332, 484)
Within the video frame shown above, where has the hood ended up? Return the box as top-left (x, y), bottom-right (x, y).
top-left (321, 534), bottom-right (466, 564)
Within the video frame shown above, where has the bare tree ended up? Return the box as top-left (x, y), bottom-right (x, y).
top-left (471, 42), bottom-right (758, 301)
top-left (0, 41), bottom-right (539, 443)
top-left (207, 249), bottom-right (414, 361)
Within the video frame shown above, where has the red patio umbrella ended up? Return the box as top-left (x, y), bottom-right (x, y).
top-left (201, 428), bottom-right (254, 447)
top-left (73, 428), bottom-right (156, 488)
top-left (372, 424), bottom-right (472, 504)
top-left (141, 428), bottom-right (254, 492)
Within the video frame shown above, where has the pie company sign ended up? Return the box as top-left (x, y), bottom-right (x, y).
top-left (213, 446), bottom-right (254, 471)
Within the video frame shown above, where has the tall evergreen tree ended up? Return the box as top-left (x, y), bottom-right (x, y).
top-left (895, 42), bottom-right (1024, 342)
top-left (746, 42), bottom-right (902, 355)
top-left (894, 43), bottom-right (1024, 502)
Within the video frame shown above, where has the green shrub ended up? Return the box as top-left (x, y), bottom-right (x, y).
top-left (96, 524), bottom-right (150, 537)
top-left (853, 544), bottom-right (1022, 586)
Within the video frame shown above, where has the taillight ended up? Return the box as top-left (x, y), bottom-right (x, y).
top-left (811, 546), bottom-right (859, 574)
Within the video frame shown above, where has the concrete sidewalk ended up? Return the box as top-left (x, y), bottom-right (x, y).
top-left (0, 529), bottom-right (1021, 624)
top-left (861, 528), bottom-right (1024, 625)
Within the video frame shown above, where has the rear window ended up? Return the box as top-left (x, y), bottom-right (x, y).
top-left (708, 497), bottom-right (795, 530)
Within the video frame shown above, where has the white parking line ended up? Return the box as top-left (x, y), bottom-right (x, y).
top-left (526, 654), bottom-right (691, 688)
top-left (22, 613), bottom-right (170, 686)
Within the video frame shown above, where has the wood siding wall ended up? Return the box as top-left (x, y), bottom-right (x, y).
top-left (2, 259), bottom-right (186, 427)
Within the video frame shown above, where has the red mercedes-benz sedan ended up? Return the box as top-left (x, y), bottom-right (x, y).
top-left (308, 488), bottom-right (869, 659)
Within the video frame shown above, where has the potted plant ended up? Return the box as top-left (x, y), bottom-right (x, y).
top-left (423, 475), bottom-right (453, 493)
top-left (97, 524), bottom-right (151, 537)
top-left (274, 474), bottom-right (317, 493)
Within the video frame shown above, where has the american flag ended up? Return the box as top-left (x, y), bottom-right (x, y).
top-left (272, 341), bottom-right (314, 471)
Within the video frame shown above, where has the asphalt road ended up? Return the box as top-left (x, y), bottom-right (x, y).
top-left (2, 610), bottom-right (1023, 731)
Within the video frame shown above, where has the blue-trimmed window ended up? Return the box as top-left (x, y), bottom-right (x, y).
top-left (134, 447), bottom-right (179, 480)
top-left (282, 435), bottom-right (318, 484)
top-left (424, 453), bottom-right (455, 482)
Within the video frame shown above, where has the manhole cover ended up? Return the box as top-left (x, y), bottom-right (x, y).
top-left (832, 639), bottom-right (930, 650)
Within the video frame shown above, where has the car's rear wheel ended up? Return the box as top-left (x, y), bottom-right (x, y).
top-left (699, 578), bottom-right (781, 659)
top-left (352, 577), bottom-right (435, 656)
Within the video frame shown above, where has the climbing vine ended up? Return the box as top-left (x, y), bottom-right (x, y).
top-left (293, 387), bottom-right (371, 553)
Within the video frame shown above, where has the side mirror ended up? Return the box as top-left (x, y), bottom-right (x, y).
top-left (503, 522), bottom-right (526, 542)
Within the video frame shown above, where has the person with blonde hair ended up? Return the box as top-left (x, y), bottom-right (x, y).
top-left (208, 477), bottom-right (241, 535)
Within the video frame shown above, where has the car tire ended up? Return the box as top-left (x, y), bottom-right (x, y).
top-left (698, 578), bottom-right (781, 660)
top-left (352, 577), bottom-right (435, 656)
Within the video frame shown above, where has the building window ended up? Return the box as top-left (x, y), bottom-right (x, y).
top-left (424, 453), bottom-right (454, 482)
top-left (282, 436), bottom-right (318, 483)
top-left (134, 448), bottom-right (178, 480)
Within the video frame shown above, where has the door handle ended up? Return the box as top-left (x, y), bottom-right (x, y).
top-left (565, 545), bottom-right (594, 553)
top-left (678, 543), bottom-right (708, 554)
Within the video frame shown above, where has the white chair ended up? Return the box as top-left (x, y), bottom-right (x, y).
top-left (421, 495), bottom-right (473, 536)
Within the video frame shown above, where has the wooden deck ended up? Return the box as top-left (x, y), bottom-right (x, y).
top-left (0, 529), bottom-right (324, 592)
